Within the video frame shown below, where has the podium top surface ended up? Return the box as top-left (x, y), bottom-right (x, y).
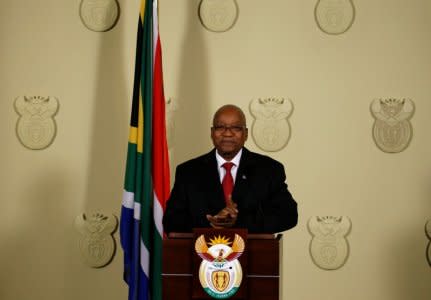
top-left (167, 232), bottom-right (281, 240)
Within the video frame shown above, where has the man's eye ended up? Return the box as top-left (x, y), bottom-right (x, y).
top-left (213, 125), bottom-right (244, 132)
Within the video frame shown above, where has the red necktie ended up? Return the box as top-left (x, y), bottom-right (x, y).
top-left (222, 162), bottom-right (234, 204)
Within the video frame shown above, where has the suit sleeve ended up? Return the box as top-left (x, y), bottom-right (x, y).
top-left (162, 165), bottom-right (191, 233)
top-left (247, 161), bottom-right (298, 233)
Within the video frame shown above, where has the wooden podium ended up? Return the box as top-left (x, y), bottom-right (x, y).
top-left (162, 229), bottom-right (281, 300)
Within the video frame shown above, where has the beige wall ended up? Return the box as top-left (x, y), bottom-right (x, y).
top-left (0, 0), bottom-right (430, 299)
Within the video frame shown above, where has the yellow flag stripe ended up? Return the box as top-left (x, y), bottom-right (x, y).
top-left (128, 88), bottom-right (144, 155)
top-left (129, 127), bottom-right (138, 144)
top-left (140, 0), bottom-right (146, 23)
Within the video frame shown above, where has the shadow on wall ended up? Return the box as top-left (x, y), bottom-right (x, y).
top-left (68, 5), bottom-right (129, 297)
top-left (170, 0), bottom-right (210, 167)
top-left (82, 18), bottom-right (128, 211)
top-left (62, 6), bottom-right (129, 299)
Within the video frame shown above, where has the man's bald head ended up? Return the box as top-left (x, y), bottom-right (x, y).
top-left (211, 104), bottom-right (248, 160)
top-left (212, 105), bottom-right (247, 127)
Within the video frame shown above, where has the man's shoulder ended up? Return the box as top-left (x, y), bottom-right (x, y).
top-left (175, 148), bottom-right (284, 170)
top-left (244, 148), bottom-right (283, 168)
top-left (176, 150), bottom-right (214, 170)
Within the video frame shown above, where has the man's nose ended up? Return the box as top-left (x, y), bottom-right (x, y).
top-left (222, 128), bottom-right (234, 136)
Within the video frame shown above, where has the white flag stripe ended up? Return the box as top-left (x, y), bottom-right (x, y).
top-left (153, 0), bottom-right (159, 62)
top-left (122, 190), bottom-right (135, 209)
top-left (134, 202), bottom-right (141, 220)
top-left (140, 240), bottom-right (150, 277)
top-left (153, 191), bottom-right (164, 236)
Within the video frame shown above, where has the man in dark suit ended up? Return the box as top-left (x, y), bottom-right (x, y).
top-left (163, 104), bottom-right (298, 234)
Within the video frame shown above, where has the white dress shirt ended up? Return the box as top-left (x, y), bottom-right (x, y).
top-left (215, 148), bottom-right (243, 184)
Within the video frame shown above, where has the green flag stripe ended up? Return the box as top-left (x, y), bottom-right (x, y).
top-left (151, 232), bottom-right (163, 299)
top-left (140, 0), bottom-right (153, 252)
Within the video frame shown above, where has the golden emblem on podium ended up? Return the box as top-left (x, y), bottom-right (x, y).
top-left (212, 270), bottom-right (230, 291)
top-left (195, 234), bottom-right (244, 298)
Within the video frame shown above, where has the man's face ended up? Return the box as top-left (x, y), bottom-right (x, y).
top-left (211, 108), bottom-right (248, 160)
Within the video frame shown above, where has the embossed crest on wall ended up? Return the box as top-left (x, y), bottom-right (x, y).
top-left (75, 213), bottom-right (118, 268)
top-left (249, 98), bottom-right (293, 152)
top-left (308, 216), bottom-right (351, 270)
top-left (315, 0), bottom-right (355, 35)
top-left (198, 0), bottom-right (239, 32)
top-left (80, 0), bottom-right (120, 32)
top-left (370, 98), bottom-right (415, 153)
top-left (426, 220), bottom-right (431, 266)
top-left (14, 96), bottom-right (59, 150)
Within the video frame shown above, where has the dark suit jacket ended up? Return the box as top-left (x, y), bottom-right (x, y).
top-left (163, 148), bottom-right (298, 234)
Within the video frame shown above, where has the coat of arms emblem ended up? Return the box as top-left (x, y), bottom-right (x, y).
top-left (79, 0), bottom-right (119, 32)
top-left (249, 98), bottom-right (293, 152)
top-left (14, 96), bottom-right (59, 150)
top-left (314, 0), bottom-right (355, 35)
top-left (308, 216), bottom-right (351, 270)
top-left (195, 234), bottom-right (244, 298)
top-left (370, 98), bottom-right (415, 153)
top-left (75, 213), bottom-right (118, 268)
top-left (198, 0), bottom-right (239, 32)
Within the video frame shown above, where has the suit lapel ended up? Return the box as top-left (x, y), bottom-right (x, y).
top-left (232, 148), bottom-right (251, 207)
top-left (203, 148), bottom-right (254, 210)
top-left (202, 150), bottom-right (225, 209)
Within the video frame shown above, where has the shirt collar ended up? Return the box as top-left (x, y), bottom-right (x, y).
top-left (215, 148), bottom-right (243, 169)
